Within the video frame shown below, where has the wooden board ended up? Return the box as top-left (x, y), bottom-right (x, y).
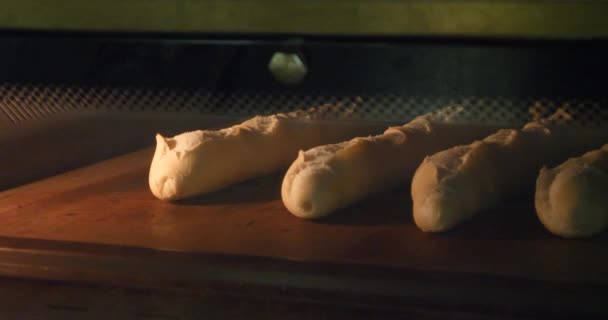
top-left (0, 148), bottom-right (607, 317)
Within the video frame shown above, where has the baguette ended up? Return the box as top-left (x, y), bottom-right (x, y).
top-left (412, 115), bottom-right (608, 232)
top-left (281, 108), bottom-right (501, 219)
top-left (149, 106), bottom-right (377, 200)
top-left (535, 144), bottom-right (608, 238)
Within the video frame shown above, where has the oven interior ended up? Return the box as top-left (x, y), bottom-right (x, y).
top-left (0, 33), bottom-right (607, 319)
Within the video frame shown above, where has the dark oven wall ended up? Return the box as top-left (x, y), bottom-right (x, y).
top-left (0, 35), bottom-right (607, 189)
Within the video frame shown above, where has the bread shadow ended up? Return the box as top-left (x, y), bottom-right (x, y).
top-left (173, 173), bottom-right (283, 205)
top-left (431, 196), bottom-right (599, 242)
top-left (318, 191), bottom-right (608, 243)
top-left (317, 186), bottom-right (413, 226)
top-left (439, 198), bottom-right (547, 240)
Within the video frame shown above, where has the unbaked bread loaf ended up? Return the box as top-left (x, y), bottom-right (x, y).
top-left (149, 106), bottom-right (378, 200)
top-left (412, 115), bottom-right (608, 233)
top-left (535, 144), bottom-right (608, 238)
top-left (281, 108), bottom-right (501, 219)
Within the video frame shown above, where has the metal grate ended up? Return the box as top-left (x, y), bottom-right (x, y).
top-left (0, 84), bottom-right (606, 126)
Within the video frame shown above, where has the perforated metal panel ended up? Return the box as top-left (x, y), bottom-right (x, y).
top-left (1, 84), bottom-right (606, 127)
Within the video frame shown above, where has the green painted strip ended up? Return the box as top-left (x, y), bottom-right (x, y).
top-left (1, 1), bottom-right (607, 39)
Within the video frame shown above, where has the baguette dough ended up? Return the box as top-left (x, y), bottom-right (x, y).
top-left (535, 144), bottom-right (608, 238)
top-left (412, 118), bottom-right (608, 233)
top-left (149, 107), bottom-right (377, 200)
top-left (281, 111), bottom-right (500, 219)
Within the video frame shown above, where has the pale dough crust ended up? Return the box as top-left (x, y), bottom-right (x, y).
top-left (281, 112), bottom-right (500, 219)
top-left (535, 144), bottom-right (608, 238)
top-left (412, 117), bottom-right (608, 233)
top-left (149, 106), bottom-right (376, 200)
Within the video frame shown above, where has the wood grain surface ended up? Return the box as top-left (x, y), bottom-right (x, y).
top-left (2, 147), bottom-right (608, 281)
top-left (0, 148), bottom-right (607, 316)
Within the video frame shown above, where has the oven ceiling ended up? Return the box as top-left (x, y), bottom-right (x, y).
top-left (0, 0), bottom-right (607, 39)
